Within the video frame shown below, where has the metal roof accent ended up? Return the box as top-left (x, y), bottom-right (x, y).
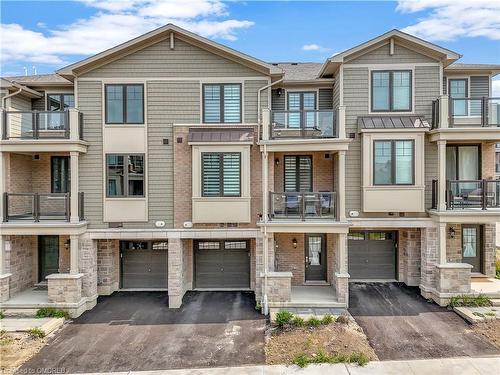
top-left (187, 128), bottom-right (254, 143)
top-left (358, 116), bottom-right (430, 130)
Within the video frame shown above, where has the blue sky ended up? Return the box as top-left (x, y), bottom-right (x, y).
top-left (1, 0), bottom-right (499, 91)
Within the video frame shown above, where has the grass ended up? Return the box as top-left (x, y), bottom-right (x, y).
top-left (36, 307), bottom-right (70, 319)
top-left (321, 314), bottom-right (335, 325)
top-left (292, 350), bottom-right (370, 368)
top-left (307, 317), bottom-right (322, 327)
top-left (27, 328), bottom-right (45, 339)
top-left (448, 294), bottom-right (492, 308)
top-left (0, 330), bottom-right (12, 346)
top-left (292, 316), bottom-right (305, 327)
top-left (275, 310), bottom-right (338, 329)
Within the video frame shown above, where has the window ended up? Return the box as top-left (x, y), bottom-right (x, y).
top-left (287, 92), bottom-right (316, 128)
top-left (203, 84), bottom-right (241, 123)
top-left (201, 153), bottom-right (241, 197)
top-left (105, 84), bottom-right (144, 124)
top-left (348, 233), bottom-right (365, 241)
top-left (51, 156), bottom-right (70, 193)
top-left (284, 155), bottom-right (312, 192)
top-left (374, 140), bottom-right (414, 185)
top-left (368, 232), bottom-right (393, 241)
top-left (47, 94), bottom-right (75, 111)
top-left (371, 70), bottom-right (412, 112)
top-left (446, 145), bottom-right (480, 181)
top-left (106, 154), bottom-right (144, 197)
top-left (462, 227), bottom-right (478, 258)
top-left (449, 79), bottom-right (467, 116)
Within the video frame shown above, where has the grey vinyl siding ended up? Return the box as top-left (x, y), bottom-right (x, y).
top-left (443, 76), bottom-right (447, 95)
top-left (347, 43), bottom-right (437, 64)
top-left (332, 73), bottom-right (340, 109)
top-left (342, 64), bottom-right (440, 214)
top-left (82, 38), bottom-right (266, 78)
top-left (77, 80), bottom-right (104, 228)
top-left (9, 94), bottom-right (32, 111)
top-left (271, 89), bottom-right (285, 111)
top-left (244, 80), bottom-right (269, 123)
top-left (31, 93), bottom-right (46, 111)
top-left (319, 88), bottom-right (333, 110)
top-left (470, 76), bottom-right (490, 97)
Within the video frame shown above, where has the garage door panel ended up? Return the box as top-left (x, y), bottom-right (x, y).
top-left (121, 245), bottom-right (168, 289)
top-left (348, 233), bottom-right (396, 280)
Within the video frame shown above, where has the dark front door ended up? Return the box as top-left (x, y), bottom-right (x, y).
top-left (462, 225), bottom-right (483, 273)
top-left (305, 234), bottom-right (326, 281)
top-left (39, 235), bottom-right (59, 282)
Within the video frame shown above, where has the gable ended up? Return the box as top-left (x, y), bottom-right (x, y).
top-left (80, 37), bottom-right (267, 78)
top-left (346, 42), bottom-right (438, 65)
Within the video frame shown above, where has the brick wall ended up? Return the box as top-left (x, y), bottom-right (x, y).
top-left (484, 223), bottom-right (496, 277)
top-left (274, 233), bottom-right (334, 286)
top-left (446, 224), bottom-right (462, 263)
top-left (7, 235), bottom-right (36, 296)
top-left (58, 235), bottom-right (70, 273)
top-left (482, 141), bottom-right (496, 180)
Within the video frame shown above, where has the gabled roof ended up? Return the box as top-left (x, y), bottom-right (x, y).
top-left (0, 78), bottom-right (43, 98)
top-left (271, 63), bottom-right (324, 81)
top-left (4, 73), bottom-right (72, 87)
top-left (319, 29), bottom-right (461, 77)
top-left (57, 24), bottom-right (283, 79)
top-left (445, 63), bottom-right (500, 76)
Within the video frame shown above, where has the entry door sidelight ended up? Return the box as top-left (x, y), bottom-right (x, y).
top-left (305, 234), bottom-right (326, 281)
top-left (39, 235), bottom-right (59, 282)
top-left (462, 225), bottom-right (482, 273)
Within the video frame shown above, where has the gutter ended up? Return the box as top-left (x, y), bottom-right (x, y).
top-left (1, 87), bottom-right (22, 109)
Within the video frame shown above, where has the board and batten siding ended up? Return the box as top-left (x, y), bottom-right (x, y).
top-left (342, 58), bottom-right (440, 215)
top-left (77, 80), bottom-right (105, 229)
top-left (318, 88), bottom-right (333, 110)
top-left (347, 43), bottom-right (437, 64)
top-left (31, 92), bottom-right (46, 111)
top-left (82, 38), bottom-right (267, 78)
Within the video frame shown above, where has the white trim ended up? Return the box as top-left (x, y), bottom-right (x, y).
top-left (367, 66), bottom-right (415, 115)
top-left (284, 89), bottom-right (319, 111)
top-left (173, 123), bottom-right (258, 127)
top-left (199, 79), bottom-right (247, 125)
top-left (44, 89), bottom-right (75, 111)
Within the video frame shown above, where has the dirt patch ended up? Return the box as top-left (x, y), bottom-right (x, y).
top-left (0, 331), bottom-right (46, 373)
top-left (471, 321), bottom-right (500, 349)
top-left (265, 316), bottom-right (377, 365)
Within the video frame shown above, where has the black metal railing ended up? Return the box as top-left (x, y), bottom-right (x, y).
top-left (270, 110), bottom-right (337, 139)
top-left (269, 191), bottom-right (336, 220)
top-left (431, 99), bottom-right (440, 129)
top-left (431, 179), bottom-right (500, 210)
top-left (1, 110), bottom-right (83, 140)
top-left (449, 97), bottom-right (500, 127)
top-left (3, 192), bottom-right (85, 222)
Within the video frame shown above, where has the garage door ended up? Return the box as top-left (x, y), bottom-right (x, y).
top-left (348, 232), bottom-right (396, 280)
top-left (121, 241), bottom-right (168, 289)
top-left (195, 240), bottom-right (250, 289)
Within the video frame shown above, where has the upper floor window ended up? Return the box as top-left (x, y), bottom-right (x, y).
top-left (47, 94), bottom-right (74, 111)
top-left (105, 84), bottom-right (144, 124)
top-left (201, 152), bottom-right (241, 197)
top-left (106, 154), bottom-right (145, 197)
top-left (284, 155), bottom-right (312, 192)
top-left (374, 140), bottom-right (414, 185)
top-left (371, 70), bottom-right (412, 112)
top-left (203, 84), bottom-right (241, 123)
top-left (51, 156), bottom-right (69, 193)
top-left (449, 79), bottom-right (468, 116)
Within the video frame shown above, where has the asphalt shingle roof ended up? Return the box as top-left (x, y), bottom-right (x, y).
top-left (4, 73), bottom-right (71, 85)
top-left (271, 63), bottom-right (324, 81)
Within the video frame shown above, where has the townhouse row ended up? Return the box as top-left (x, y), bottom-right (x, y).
top-left (1, 25), bottom-right (499, 317)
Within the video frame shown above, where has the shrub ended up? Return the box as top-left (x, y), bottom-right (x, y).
top-left (321, 314), bottom-right (335, 325)
top-left (292, 316), bottom-right (305, 327)
top-left (336, 314), bottom-right (350, 325)
top-left (0, 311), bottom-right (4, 320)
top-left (496, 260), bottom-right (500, 279)
top-left (292, 350), bottom-right (370, 368)
top-left (36, 308), bottom-right (70, 319)
top-left (448, 294), bottom-right (492, 308)
top-left (255, 302), bottom-right (261, 311)
top-left (275, 310), bottom-right (294, 327)
top-left (349, 352), bottom-right (369, 366)
top-left (307, 317), bottom-right (322, 327)
top-left (27, 328), bottom-right (45, 339)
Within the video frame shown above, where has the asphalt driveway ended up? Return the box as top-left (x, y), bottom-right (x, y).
top-left (21, 291), bottom-right (266, 373)
top-left (349, 282), bottom-right (500, 360)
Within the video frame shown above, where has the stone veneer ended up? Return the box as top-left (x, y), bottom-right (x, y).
top-left (6, 236), bottom-right (36, 296)
top-left (97, 239), bottom-right (120, 295)
top-left (484, 224), bottom-right (496, 277)
top-left (266, 272), bottom-right (292, 303)
top-left (167, 236), bottom-right (185, 308)
top-left (398, 229), bottom-right (421, 286)
top-left (79, 235), bottom-right (98, 308)
top-left (47, 274), bottom-right (83, 303)
top-left (420, 227), bottom-right (438, 293)
top-left (436, 264), bottom-right (471, 294)
top-left (0, 274), bottom-right (11, 302)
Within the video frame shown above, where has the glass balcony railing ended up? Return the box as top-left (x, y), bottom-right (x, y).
top-left (269, 110), bottom-right (337, 139)
top-left (269, 191), bottom-right (336, 220)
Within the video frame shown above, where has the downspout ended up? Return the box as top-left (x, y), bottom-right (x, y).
top-left (2, 87), bottom-right (22, 109)
top-left (257, 77), bottom-right (283, 315)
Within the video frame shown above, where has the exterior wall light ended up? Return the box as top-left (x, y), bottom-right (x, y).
top-left (292, 238), bottom-right (297, 248)
top-left (448, 227), bottom-right (455, 239)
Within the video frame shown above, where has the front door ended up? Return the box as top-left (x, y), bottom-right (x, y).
top-left (305, 234), bottom-right (326, 281)
top-left (462, 225), bottom-right (482, 273)
top-left (39, 235), bottom-right (59, 282)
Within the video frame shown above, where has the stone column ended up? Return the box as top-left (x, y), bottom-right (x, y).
top-left (437, 140), bottom-right (447, 211)
top-left (70, 151), bottom-right (80, 223)
top-left (70, 235), bottom-right (79, 274)
top-left (437, 222), bottom-right (447, 265)
top-left (167, 233), bottom-right (184, 308)
top-left (78, 234), bottom-right (98, 310)
top-left (420, 226), bottom-right (438, 299)
top-left (0, 235), bottom-right (12, 302)
top-left (334, 233), bottom-right (349, 305)
top-left (0, 151), bottom-right (7, 223)
top-left (484, 224), bottom-right (497, 277)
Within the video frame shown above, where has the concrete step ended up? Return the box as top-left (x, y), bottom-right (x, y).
top-left (491, 299), bottom-right (500, 307)
top-left (2, 308), bottom-right (39, 318)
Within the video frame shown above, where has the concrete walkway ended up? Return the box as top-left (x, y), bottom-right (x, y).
top-left (70, 357), bottom-right (500, 375)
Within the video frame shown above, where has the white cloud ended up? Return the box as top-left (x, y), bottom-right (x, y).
top-left (0, 0), bottom-right (254, 67)
top-left (397, 0), bottom-right (500, 41)
top-left (493, 79), bottom-right (500, 98)
top-left (302, 43), bottom-right (329, 52)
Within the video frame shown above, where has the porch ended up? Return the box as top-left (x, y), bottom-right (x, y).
top-left (471, 277), bottom-right (500, 299)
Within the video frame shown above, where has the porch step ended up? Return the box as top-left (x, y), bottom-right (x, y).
top-left (1, 308), bottom-right (39, 318)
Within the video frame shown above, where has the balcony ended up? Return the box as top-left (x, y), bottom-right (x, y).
top-left (3, 192), bottom-right (84, 222)
top-left (431, 179), bottom-right (500, 210)
top-left (269, 191), bottom-right (336, 220)
top-left (0, 109), bottom-right (86, 153)
top-left (260, 108), bottom-right (348, 152)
